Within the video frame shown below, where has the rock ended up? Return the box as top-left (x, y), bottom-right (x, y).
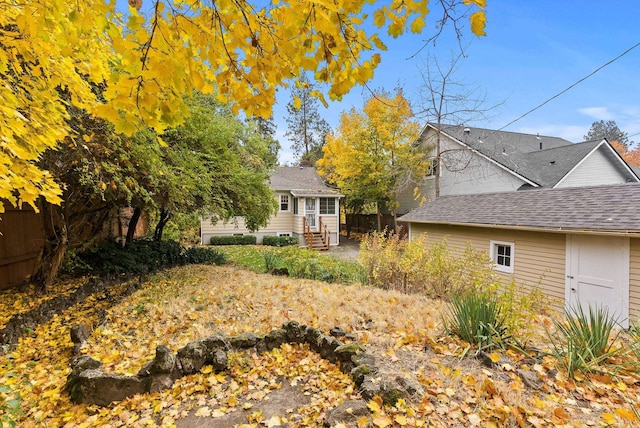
top-left (303, 327), bottom-right (324, 350)
top-left (351, 353), bottom-right (375, 367)
top-left (394, 375), bottom-right (425, 401)
top-left (152, 345), bottom-right (178, 373)
top-left (517, 369), bottom-right (542, 390)
top-left (202, 334), bottom-right (228, 352)
top-left (317, 336), bottom-right (342, 362)
top-left (351, 365), bottom-right (378, 386)
top-left (211, 349), bottom-right (228, 371)
top-left (335, 342), bottom-right (364, 373)
top-left (282, 321), bottom-right (306, 343)
top-left (70, 324), bottom-right (91, 344)
top-left (345, 333), bottom-right (358, 341)
top-left (263, 328), bottom-right (288, 351)
top-left (68, 369), bottom-right (147, 406)
top-left (324, 400), bottom-right (370, 427)
top-left (359, 375), bottom-right (423, 405)
top-left (229, 332), bottom-right (261, 349)
top-left (70, 355), bottom-right (102, 375)
top-left (330, 326), bottom-right (346, 337)
top-left (148, 373), bottom-right (174, 393)
top-left (177, 340), bottom-right (207, 374)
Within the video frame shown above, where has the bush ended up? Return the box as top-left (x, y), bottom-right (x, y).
top-left (209, 235), bottom-right (256, 245)
top-left (65, 239), bottom-right (226, 276)
top-left (442, 291), bottom-right (509, 351)
top-left (183, 247), bottom-right (227, 265)
top-left (262, 235), bottom-right (299, 247)
top-left (547, 304), bottom-right (621, 378)
top-left (359, 232), bottom-right (496, 298)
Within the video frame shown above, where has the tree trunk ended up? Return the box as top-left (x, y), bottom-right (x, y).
top-left (33, 202), bottom-right (68, 292)
top-left (153, 208), bottom-right (171, 242)
top-left (126, 207), bottom-right (142, 244)
top-left (376, 202), bottom-right (382, 232)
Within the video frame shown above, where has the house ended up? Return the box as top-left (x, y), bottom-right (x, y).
top-left (399, 183), bottom-right (640, 327)
top-left (395, 124), bottom-right (640, 215)
top-left (200, 167), bottom-right (343, 249)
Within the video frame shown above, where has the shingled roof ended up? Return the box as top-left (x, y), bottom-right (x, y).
top-left (427, 124), bottom-right (638, 187)
top-left (399, 183), bottom-right (640, 235)
top-left (269, 167), bottom-right (341, 197)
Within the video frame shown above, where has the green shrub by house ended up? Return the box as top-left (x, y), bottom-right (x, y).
top-left (262, 235), bottom-right (299, 247)
top-left (209, 235), bottom-right (257, 245)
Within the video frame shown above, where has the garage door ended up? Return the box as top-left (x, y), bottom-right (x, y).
top-left (566, 235), bottom-right (629, 328)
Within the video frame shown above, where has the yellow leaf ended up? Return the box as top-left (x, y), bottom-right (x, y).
top-left (201, 365), bottom-right (213, 374)
top-left (470, 11), bottom-right (487, 36)
top-left (228, 396), bottom-right (238, 407)
top-left (293, 96), bottom-right (302, 110)
top-left (615, 408), bottom-right (637, 422)
top-left (394, 414), bottom-right (408, 425)
top-left (372, 414), bottom-right (393, 427)
top-left (602, 413), bottom-right (615, 424)
top-left (489, 352), bottom-right (501, 363)
top-left (195, 406), bottom-right (211, 417)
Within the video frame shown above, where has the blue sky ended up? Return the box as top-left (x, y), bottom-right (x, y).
top-left (273, 1), bottom-right (640, 164)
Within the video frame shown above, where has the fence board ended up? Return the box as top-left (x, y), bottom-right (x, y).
top-left (0, 204), bottom-right (45, 289)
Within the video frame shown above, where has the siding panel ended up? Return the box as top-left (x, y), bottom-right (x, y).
top-left (630, 239), bottom-right (640, 322)
top-left (410, 223), bottom-right (566, 307)
top-left (558, 147), bottom-right (627, 187)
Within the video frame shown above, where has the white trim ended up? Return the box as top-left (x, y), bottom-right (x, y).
top-left (489, 240), bottom-right (515, 273)
top-left (602, 140), bottom-right (640, 181)
top-left (279, 194), bottom-right (290, 212)
top-left (423, 124), bottom-right (540, 188)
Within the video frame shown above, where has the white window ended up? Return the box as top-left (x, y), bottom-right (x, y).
top-left (490, 240), bottom-right (514, 273)
top-left (293, 198), bottom-right (299, 215)
top-left (277, 232), bottom-right (291, 237)
top-left (279, 194), bottom-right (289, 212)
top-left (319, 198), bottom-right (336, 215)
top-left (426, 158), bottom-right (438, 177)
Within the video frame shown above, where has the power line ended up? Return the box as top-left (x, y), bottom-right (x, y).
top-left (499, 41), bottom-right (640, 131)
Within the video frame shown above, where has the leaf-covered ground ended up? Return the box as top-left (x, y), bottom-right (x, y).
top-left (1, 265), bottom-right (640, 427)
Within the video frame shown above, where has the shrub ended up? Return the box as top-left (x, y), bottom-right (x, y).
top-left (66, 239), bottom-right (226, 276)
top-left (262, 246), bottom-right (361, 284)
top-left (262, 235), bottom-right (299, 247)
top-left (442, 291), bottom-right (509, 351)
top-left (358, 232), bottom-right (496, 299)
top-left (547, 304), bottom-right (621, 378)
top-left (487, 280), bottom-right (545, 346)
top-left (183, 247), bottom-right (226, 265)
top-left (209, 235), bottom-right (256, 245)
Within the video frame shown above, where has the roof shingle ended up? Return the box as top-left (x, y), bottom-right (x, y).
top-left (399, 183), bottom-right (640, 234)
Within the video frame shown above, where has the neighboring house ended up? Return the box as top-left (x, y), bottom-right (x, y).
top-left (201, 167), bottom-right (343, 248)
top-left (396, 124), bottom-right (640, 215)
top-left (399, 183), bottom-right (640, 327)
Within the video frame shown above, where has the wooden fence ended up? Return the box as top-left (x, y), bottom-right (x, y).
top-left (0, 204), bottom-right (44, 290)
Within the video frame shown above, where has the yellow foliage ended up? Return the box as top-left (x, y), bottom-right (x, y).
top-left (1, 0), bottom-right (486, 212)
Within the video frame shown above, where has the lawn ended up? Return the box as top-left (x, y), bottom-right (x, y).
top-left (1, 264), bottom-right (640, 427)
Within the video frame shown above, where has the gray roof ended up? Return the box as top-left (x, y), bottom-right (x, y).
top-left (399, 183), bottom-right (640, 235)
top-left (428, 124), bottom-right (638, 187)
top-left (269, 167), bottom-right (341, 196)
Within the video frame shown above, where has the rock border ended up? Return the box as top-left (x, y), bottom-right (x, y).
top-left (66, 321), bottom-right (421, 408)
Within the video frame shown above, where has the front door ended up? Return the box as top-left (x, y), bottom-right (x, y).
top-left (566, 235), bottom-right (629, 327)
top-left (305, 198), bottom-right (317, 231)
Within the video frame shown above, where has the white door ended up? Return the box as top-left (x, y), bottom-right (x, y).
top-left (305, 198), bottom-right (317, 230)
top-left (566, 235), bottom-right (629, 327)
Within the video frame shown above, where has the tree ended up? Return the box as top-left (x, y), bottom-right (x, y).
top-left (1, 0), bottom-right (486, 213)
top-left (317, 89), bottom-right (429, 231)
top-left (610, 140), bottom-right (640, 168)
top-left (285, 76), bottom-right (331, 166)
top-left (584, 120), bottom-right (631, 147)
top-left (153, 94), bottom-right (278, 241)
top-left (34, 93), bottom-right (278, 289)
top-left (415, 50), bottom-right (497, 198)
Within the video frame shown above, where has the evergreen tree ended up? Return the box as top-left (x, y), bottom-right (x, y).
top-left (285, 75), bottom-right (331, 166)
top-left (584, 120), bottom-right (630, 147)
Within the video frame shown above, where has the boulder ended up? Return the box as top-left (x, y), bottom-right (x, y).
top-left (177, 340), bottom-right (208, 374)
top-left (68, 369), bottom-right (147, 406)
